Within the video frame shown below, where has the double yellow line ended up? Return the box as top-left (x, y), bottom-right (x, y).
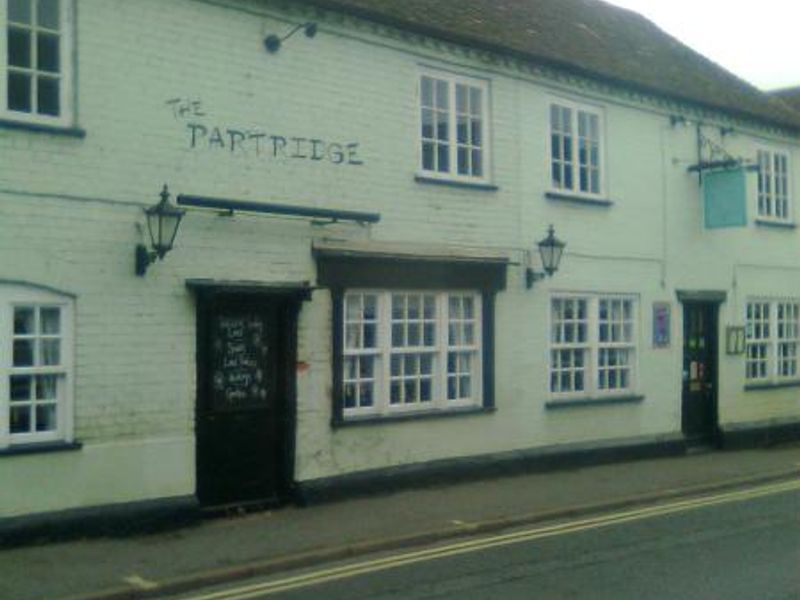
top-left (181, 479), bottom-right (800, 600)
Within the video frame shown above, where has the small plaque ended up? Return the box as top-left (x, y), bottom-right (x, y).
top-left (653, 302), bottom-right (671, 348)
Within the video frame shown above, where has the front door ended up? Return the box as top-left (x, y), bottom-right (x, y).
top-left (681, 302), bottom-right (719, 442)
top-left (196, 295), bottom-right (290, 506)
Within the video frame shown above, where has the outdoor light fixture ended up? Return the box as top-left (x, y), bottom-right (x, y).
top-left (526, 225), bottom-right (566, 289)
top-left (135, 184), bottom-right (186, 277)
top-left (264, 22), bottom-right (317, 53)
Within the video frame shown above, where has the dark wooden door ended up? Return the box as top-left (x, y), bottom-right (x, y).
top-left (681, 302), bottom-right (719, 441)
top-left (196, 296), bottom-right (287, 506)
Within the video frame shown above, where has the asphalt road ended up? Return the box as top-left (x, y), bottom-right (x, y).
top-left (173, 481), bottom-right (800, 600)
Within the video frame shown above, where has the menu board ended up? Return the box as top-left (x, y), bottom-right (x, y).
top-left (211, 314), bottom-right (269, 409)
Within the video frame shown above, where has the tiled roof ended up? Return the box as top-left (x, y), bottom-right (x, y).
top-left (769, 87), bottom-right (800, 115)
top-left (297, 0), bottom-right (800, 131)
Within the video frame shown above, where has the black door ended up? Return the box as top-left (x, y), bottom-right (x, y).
top-left (196, 295), bottom-right (291, 506)
top-left (681, 302), bottom-right (719, 442)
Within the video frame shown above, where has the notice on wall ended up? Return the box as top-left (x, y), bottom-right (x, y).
top-left (211, 314), bottom-right (269, 409)
top-left (652, 302), bottom-right (671, 348)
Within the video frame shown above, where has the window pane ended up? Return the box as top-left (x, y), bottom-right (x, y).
top-left (14, 307), bottom-right (35, 334)
top-left (37, 32), bottom-right (60, 72)
top-left (457, 146), bottom-right (468, 174)
top-left (10, 375), bottom-right (32, 401)
top-left (362, 323), bottom-right (376, 348)
top-left (10, 406), bottom-right (31, 434)
top-left (9, 0), bottom-right (32, 24)
top-left (8, 27), bottom-right (31, 68)
top-left (36, 404), bottom-right (57, 432)
top-left (359, 382), bottom-right (373, 407)
top-left (37, 76), bottom-right (60, 116)
top-left (8, 72), bottom-right (32, 112)
top-left (37, 0), bottom-right (61, 29)
top-left (470, 87), bottom-right (481, 115)
top-left (13, 339), bottom-right (35, 366)
top-left (39, 338), bottom-right (60, 366)
top-left (437, 144), bottom-right (449, 173)
top-left (40, 307), bottom-right (60, 334)
top-left (420, 76), bottom-right (433, 106)
top-left (421, 108), bottom-right (434, 139)
top-left (455, 84), bottom-right (467, 113)
top-left (435, 79), bottom-right (448, 110)
top-left (421, 142), bottom-right (434, 171)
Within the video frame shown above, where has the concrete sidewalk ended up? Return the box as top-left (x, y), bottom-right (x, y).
top-left (3, 445), bottom-right (799, 600)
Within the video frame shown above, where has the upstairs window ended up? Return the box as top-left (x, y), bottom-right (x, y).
top-left (1, 0), bottom-right (73, 124)
top-left (419, 71), bottom-right (489, 182)
top-left (756, 149), bottom-right (791, 222)
top-left (549, 101), bottom-right (604, 197)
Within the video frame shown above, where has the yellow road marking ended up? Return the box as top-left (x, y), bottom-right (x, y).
top-left (180, 478), bottom-right (800, 600)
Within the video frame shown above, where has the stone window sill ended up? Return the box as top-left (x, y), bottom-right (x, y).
top-left (333, 405), bottom-right (495, 428)
top-left (0, 118), bottom-right (86, 138)
top-left (546, 394), bottom-right (645, 410)
top-left (0, 440), bottom-right (83, 457)
top-left (744, 380), bottom-right (800, 391)
top-left (545, 191), bottom-right (613, 206)
top-left (415, 174), bottom-right (499, 191)
top-left (754, 218), bottom-right (796, 229)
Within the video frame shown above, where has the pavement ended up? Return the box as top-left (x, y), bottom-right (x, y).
top-left (2, 444), bottom-right (799, 600)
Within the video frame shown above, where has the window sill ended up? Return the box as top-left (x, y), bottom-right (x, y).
top-left (333, 405), bottom-right (495, 428)
top-left (0, 440), bottom-right (82, 457)
top-left (415, 174), bottom-right (499, 191)
top-left (546, 394), bottom-right (645, 410)
top-left (545, 191), bottom-right (613, 206)
top-left (744, 380), bottom-right (800, 391)
top-left (0, 118), bottom-right (86, 138)
top-left (754, 218), bottom-right (796, 229)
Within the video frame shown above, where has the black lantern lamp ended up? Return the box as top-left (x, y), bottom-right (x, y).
top-left (526, 225), bottom-right (566, 288)
top-left (135, 184), bottom-right (185, 276)
top-left (264, 22), bottom-right (317, 53)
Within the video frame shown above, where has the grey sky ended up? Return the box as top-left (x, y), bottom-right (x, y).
top-left (604, 0), bottom-right (799, 91)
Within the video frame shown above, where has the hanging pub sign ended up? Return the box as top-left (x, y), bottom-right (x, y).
top-left (703, 168), bottom-right (747, 229)
top-left (652, 302), bottom-right (671, 348)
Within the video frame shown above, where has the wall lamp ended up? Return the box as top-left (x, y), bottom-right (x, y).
top-left (264, 22), bottom-right (317, 53)
top-left (526, 225), bottom-right (566, 288)
top-left (135, 185), bottom-right (186, 277)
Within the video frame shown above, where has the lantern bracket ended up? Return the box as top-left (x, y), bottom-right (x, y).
top-left (135, 184), bottom-right (186, 277)
top-left (526, 224), bottom-right (566, 289)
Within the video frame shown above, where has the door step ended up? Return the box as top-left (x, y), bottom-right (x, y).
top-left (200, 496), bottom-right (280, 517)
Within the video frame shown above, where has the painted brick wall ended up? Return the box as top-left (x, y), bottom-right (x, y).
top-left (1, 0), bottom-right (799, 515)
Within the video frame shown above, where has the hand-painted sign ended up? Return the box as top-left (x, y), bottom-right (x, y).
top-left (166, 97), bottom-right (364, 166)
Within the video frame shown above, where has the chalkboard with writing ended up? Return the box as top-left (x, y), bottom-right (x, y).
top-left (210, 313), bottom-right (269, 410)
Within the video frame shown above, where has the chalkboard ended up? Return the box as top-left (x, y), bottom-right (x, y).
top-left (211, 313), bottom-right (269, 409)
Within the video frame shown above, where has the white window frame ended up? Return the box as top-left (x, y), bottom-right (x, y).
top-left (745, 299), bottom-right (800, 384)
top-left (418, 67), bottom-right (490, 184)
top-left (0, 284), bottom-right (74, 449)
top-left (756, 148), bottom-right (792, 223)
top-left (548, 98), bottom-right (606, 199)
top-left (341, 289), bottom-right (483, 419)
top-left (549, 293), bottom-right (638, 400)
top-left (0, 0), bottom-right (74, 126)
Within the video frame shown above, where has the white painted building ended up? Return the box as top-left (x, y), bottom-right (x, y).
top-left (1, 0), bottom-right (799, 521)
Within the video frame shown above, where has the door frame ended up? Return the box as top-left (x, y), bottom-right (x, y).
top-left (189, 281), bottom-right (310, 506)
top-left (677, 290), bottom-right (725, 444)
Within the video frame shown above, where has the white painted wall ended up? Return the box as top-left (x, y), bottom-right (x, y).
top-left (1, 0), bottom-right (798, 516)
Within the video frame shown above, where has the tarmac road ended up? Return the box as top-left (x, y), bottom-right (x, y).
top-left (170, 480), bottom-right (800, 600)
